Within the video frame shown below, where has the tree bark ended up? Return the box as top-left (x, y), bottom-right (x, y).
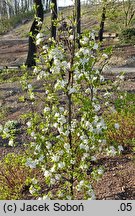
top-left (25, 0), bottom-right (44, 68)
top-left (75, 0), bottom-right (81, 48)
top-left (51, 0), bottom-right (57, 40)
top-left (98, 5), bottom-right (106, 42)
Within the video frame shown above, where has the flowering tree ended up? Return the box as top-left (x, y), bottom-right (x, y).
top-left (22, 23), bottom-right (113, 199)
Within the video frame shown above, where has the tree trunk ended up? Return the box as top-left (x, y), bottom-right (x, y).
top-left (51, 0), bottom-right (57, 40)
top-left (25, 0), bottom-right (44, 68)
top-left (14, 0), bottom-right (18, 15)
top-left (75, 0), bottom-right (81, 48)
top-left (2, 0), bottom-right (8, 17)
top-left (98, 5), bottom-right (106, 42)
top-left (46, 0), bottom-right (50, 11)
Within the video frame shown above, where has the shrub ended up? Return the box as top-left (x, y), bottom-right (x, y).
top-left (106, 112), bottom-right (135, 153)
top-left (0, 153), bottom-right (31, 199)
top-left (119, 28), bottom-right (135, 44)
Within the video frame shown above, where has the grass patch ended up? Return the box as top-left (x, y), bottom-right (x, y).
top-left (114, 92), bottom-right (135, 114)
top-left (0, 11), bottom-right (34, 35)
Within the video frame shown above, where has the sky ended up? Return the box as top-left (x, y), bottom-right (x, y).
top-left (57, 0), bottom-right (74, 7)
top-left (57, 0), bottom-right (88, 7)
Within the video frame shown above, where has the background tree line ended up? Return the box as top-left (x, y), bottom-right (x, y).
top-left (0, 0), bottom-right (50, 19)
top-left (0, 0), bottom-right (135, 67)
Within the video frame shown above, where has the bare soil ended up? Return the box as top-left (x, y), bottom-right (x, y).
top-left (94, 155), bottom-right (135, 200)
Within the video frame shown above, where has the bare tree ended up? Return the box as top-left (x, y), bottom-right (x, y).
top-left (122, 0), bottom-right (135, 27)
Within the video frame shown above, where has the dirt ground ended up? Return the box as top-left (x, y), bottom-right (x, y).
top-left (0, 31), bottom-right (135, 200)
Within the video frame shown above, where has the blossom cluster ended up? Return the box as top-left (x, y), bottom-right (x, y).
top-left (0, 120), bottom-right (18, 146)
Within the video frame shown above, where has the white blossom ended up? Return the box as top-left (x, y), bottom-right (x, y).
top-left (118, 145), bottom-right (124, 152)
top-left (54, 112), bottom-right (60, 118)
top-left (28, 84), bottom-right (32, 89)
top-left (68, 87), bottom-right (76, 95)
top-left (114, 123), bottom-right (120, 129)
top-left (44, 107), bottom-right (50, 113)
top-left (55, 174), bottom-right (61, 181)
top-left (0, 124), bottom-right (3, 132)
top-left (38, 155), bottom-right (44, 162)
top-left (116, 74), bottom-right (124, 80)
top-left (70, 159), bottom-right (75, 164)
top-left (107, 146), bottom-right (117, 156)
top-left (42, 195), bottom-right (50, 200)
top-left (64, 143), bottom-right (70, 150)
top-left (59, 150), bottom-right (64, 155)
top-left (46, 141), bottom-right (52, 149)
top-left (26, 158), bottom-right (37, 168)
top-left (91, 32), bottom-right (95, 40)
top-left (58, 115), bottom-right (66, 123)
top-left (80, 164), bottom-right (88, 169)
top-left (3, 127), bottom-right (10, 135)
top-left (87, 190), bottom-right (96, 200)
top-left (93, 43), bottom-right (98, 50)
top-left (36, 33), bottom-right (44, 40)
top-left (50, 178), bottom-right (56, 185)
top-left (30, 92), bottom-right (35, 100)
top-left (37, 197), bottom-right (42, 200)
top-left (69, 35), bottom-right (74, 41)
top-left (66, 195), bottom-right (72, 200)
top-left (37, 195), bottom-right (50, 200)
top-left (8, 139), bottom-right (14, 146)
top-left (100, 75), bottom-right (105, 82)
top-left (37, 20), bottom-right (42, 26)
top-left (80, 36), bottom-right (89, 45)
top-left (36, 38), bottom-right (43, 45)
top-left (44, 170), bottom-right (51, 177)
top-left (53, 122), bottom-right (58, 128)
top-left (29, 186), bottom-right (36, 195)
top-left (98, 167), bottom-right (104, 175)
top-left (35, 145), bottom-right (41, 152)
top-left (58, 161), bottom-right (65, 169)
top-left (59, 107), bottom-right (64, 112)
top-left (91, 156), bottom-right (97, 161)
top-left (26, 121), bottom-right (32, 128)
top-left (85, 88), bottom-right (91, 94)
top-left (31, 131), bottom-right (36, 137)
top-left (93, 103), bottom-right (101, 112)
top-left (80, 143), bottom-right (89, 152)
top-left (105, 101), bottom-right (109, 106)
top-left (102, 53), bottom-right (108, 59)
top-left (33, 67), bottom-right (38, 74)
top-left (80, 143), bottom-right (86, 149)
top-left (79, 180), bottom-right (85, 186)
top-left (110, 106), bottom-right (116, 113)
top-left (103, 92), bottom-right (111, 98)
top-left (80, 135), bottom-right (86, 140)
top-left (50, 165), bottom-right (56, 173)
top-left (54, 80), bottom-right (67, 90)
top-left (58, 192), bottom-right (64, 198)
top-left (52, 155), bottom-right (60, 162)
